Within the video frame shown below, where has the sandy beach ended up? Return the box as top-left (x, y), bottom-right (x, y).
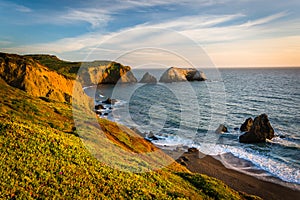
top-left (176, 148), bottom-right (300, 200)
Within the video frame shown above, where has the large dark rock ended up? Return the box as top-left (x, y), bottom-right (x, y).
top-left (240, 117), bottom-right (253, 132)
top-left (139, 72), bottom-right (157, 83)
top-left (187, 147), bottom-right (200, 157)
top-left (159, 67), bottom-right (206, 83)
top-left (187, 147), bottom-right (199, 153)
top-left (95, 104), bottom-right (105, 110)
top-left (95, 110), bottom-right (102, 115)
top-left (147, 131), bottom-right (158, 140)
top-left (239, 114), bottom-right (274, 143)
top-left (215, 124), bottom-right (228, 133)
top-left (102, 98), bottom-right (117, 105)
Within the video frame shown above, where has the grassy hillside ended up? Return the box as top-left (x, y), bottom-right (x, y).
top-left (0, 79), bottom-right (261, 199)
top-left (0, 52), bottom-right (260, 199)
top-left (24, 54), bottom-right (81, 79)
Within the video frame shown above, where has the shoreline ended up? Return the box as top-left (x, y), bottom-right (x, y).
top-left (175, 148), bottom-right (300, 200)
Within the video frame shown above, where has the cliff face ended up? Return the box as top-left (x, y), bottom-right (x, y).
top-left (0, 53), bottom-right (75, 103)
top-left (78, 61), bottom-right (137, 86)
top-left (159, 67), bottom-right (207, 83)
top-left (101, 62), bottom-right (137, 84)
top-left (0, 53), bottom-right (137, 103)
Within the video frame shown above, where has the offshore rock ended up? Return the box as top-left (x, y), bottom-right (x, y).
top-left (102, 98), bottom-right (117, 105)
top-left (215, 124), bottom-right (228, 134)
top-left (239, 114), bottom-right (275, 143)
top-left (240, 117), bottom-right (253, 132)
top-left (159, 67), bottom-right (206, 83)
top-left (139, 72), bottom-right (157, 83)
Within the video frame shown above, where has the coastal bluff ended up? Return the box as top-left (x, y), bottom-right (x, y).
top-left (159, 67), bottom-right (207, 83)
top-left (0, 53), bottom-right (137, 103)
top-left (0, 53), bottom-right (76, 103)
top-left (79, 61), bottom-right (137, 85)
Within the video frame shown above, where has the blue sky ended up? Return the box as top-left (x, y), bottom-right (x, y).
top-left (1, 0), bottom-right (300, 67)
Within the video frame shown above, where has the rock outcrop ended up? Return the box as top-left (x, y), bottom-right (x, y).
top-left (102, 98), bottom-right (117, 105)
top-left (79, 61), bottom-right (137, 85)
top-left (240, 117), bottom-right (253, 132)
top-left (146, 132), bottom-right (159, 141)
top-left (159, 67), bottom-right (206, 83)
top-left (0, 53), bottom-right (138, 105)
top-left (215, 124), bottom-right (228, 134)
top-left (239, 114), bottom-right (275, 143)
top-left (0, 53), bottom-right (76, 103)
top-left (139, 72), bottom-right (157, 83)
top-left (25, 55), bottom-right (138, 85)
top-left (101, 62), bottom-right (137, 84)
top-left (95, 104), bottom-right (105, 110)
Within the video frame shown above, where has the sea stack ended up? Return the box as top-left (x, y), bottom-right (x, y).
top-left (239, 114), bottom-right (275, 143)
top-left (139, 72), bottom-right (157, 83)
top-left (240, 117), bottom-right (253, 132)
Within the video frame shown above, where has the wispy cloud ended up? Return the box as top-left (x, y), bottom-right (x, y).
top-left (3, 8), bottom-right (298, 66)
top-left (0, 1), bottom-right (32, 13)
top-left (240, 11), bottom-right (288, 27)
top-left (60, 8), bottom-right (110, 28)
top-left (118, 0), bottom-right (230, 7)
top-left (135, 12), bottom-right (290, 44)
top-left (143, 14), bottom-right (245, 30)
top-left (4, 11), bottom-right (291, 50)
top-left (21, 0), bottom-right (238, 28)
top-left (15, 5), bottom-right (32, 13)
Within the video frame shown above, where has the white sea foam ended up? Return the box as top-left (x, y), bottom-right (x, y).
top-left (217, 145), bottom-right (300, 185)
top-left (268, 137), bottom-right (300, 149)
top-left (82, 85), bottom-right (96, 90)
top-left (153, 136), bottom-right (300, 185)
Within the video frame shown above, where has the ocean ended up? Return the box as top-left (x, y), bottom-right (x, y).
top-left (85, 67), bottom-right (300, 187)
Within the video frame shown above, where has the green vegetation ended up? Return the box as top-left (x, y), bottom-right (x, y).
top-left (26, 54), bottom-right (113, 80)
top-left (25, 54), bottom-right (81, 79)
top-left (105, 62), bottom-right (130, 75)
top-left (177, 173), bottom-right (261, 200)
top-left (0, 70), bottom-right (259, 199)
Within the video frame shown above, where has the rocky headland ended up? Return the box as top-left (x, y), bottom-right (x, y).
top-left (0, 53), bottom-right (76, 103)
top-left (79, 61), bottom-right (137, 85)
top-left (0, 53), bottom-right (138, 104)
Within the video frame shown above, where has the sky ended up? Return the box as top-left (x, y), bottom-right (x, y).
top-left (1, 0), bottom-right (300, 67)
